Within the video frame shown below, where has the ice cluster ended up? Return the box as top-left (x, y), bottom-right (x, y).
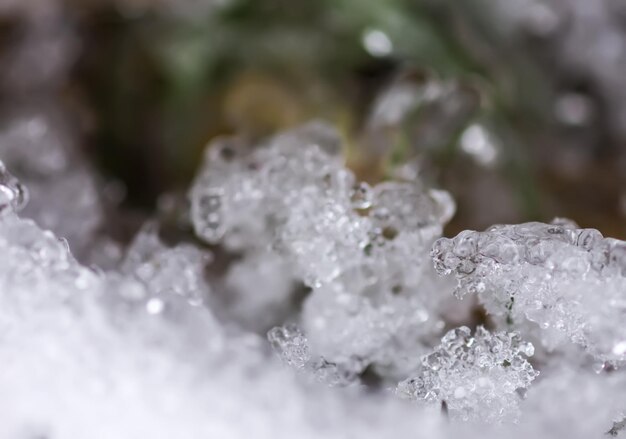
top-left (398, 326), bottom-right (538, 423)
top-left (190, 121), bottom-right (456, 378)
top-left (120, 223), bottom-right (211, 308)
top-left (432, 220), bottom-right (626, 362)
top-left (267, 324), bottom-right (359, 387)
top-left (0, 159), bottom-right (446, 439)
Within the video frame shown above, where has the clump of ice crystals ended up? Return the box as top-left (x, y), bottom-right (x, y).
top-left (119, 223), bottom-right (212, 307)
top-left (398, 326), bottom-right (538, 423)
top-left (267, 324), bottom-right (362, 386)
top-left (3, 126), bottom-right (626, 437)
top-left (432, 219), bottom-right (626, 361)
top-left (190, 121), bottom-right (456, 377)
top-left (0, 162), bottom-right (449, 439)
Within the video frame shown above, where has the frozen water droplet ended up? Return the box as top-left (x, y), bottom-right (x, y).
top-left (191, 190), bottom-right (225, 243)
top-left (350, 182), bottom-right (373, 210)
top-left (519, 342), bottom-right (535, 357)
top-left (268, 324), bottom-right (311, 369)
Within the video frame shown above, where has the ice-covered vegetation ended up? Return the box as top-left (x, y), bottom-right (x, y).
top-left (1, 0), bottom-right (626, 437)
top-left (1, 119), bottom-right (624, 438)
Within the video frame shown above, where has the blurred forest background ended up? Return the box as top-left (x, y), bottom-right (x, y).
top-left (0, 0), bottom-right (624, 242)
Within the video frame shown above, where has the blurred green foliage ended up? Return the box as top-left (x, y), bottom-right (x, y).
top-left (70, 0), bottom-right (624, 237)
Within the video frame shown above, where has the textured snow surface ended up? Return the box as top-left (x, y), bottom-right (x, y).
top-left (0, 119), bottom-right (625, 437)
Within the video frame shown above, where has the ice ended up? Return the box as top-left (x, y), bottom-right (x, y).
top-left (189, 122), bottom-right (344, 251)
top-left (220, 250), bottom-right (298, 332)
top-left (398, 326), bottom-right (538, 423)
top-left (0, 160), bottom-right (28, 214)
top-left (0, 111), bottom-right (105, 260)
top-left (190, 121), bottom-right (456, 377)
top-left (268, 324), bottom-right (311, 369)
top-left (119, 223), bottom-right (212, 307)
top-left (432, 219), bottom-right (626, 361)
top-left (0, 5), bottom-right (113, 266)
top-left (3, 117), bottom-right (626, 437)
top-left (268, 324), bottom-right (363, 387)
top-left (0, 163), bottom-right (452, 439)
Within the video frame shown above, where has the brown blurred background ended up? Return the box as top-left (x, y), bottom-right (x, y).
top-left (0, 0), bottom-right (624, 240)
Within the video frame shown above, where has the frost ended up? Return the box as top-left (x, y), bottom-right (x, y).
top-left (432, 219), bottom-right (626, 361)
top-left (398, 326), bottom-right (538, 423)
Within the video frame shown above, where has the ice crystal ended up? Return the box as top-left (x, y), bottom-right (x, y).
top-left (120, 223), bottom-right (212, 307)
top-left (398, 326), bottom-right (538, 423)
top-left (267, 324), bottom-right (360, 386)
top-left (432, 219), bottom-right (626, 361)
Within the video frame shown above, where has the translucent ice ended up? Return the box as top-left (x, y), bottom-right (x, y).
top-left (120, 223), bottom-right (212, 307)
top-left (0, 4), bottom-right (109, 265)
top-left (0, 160), bottom-right (28, 214)
top-left (0, 111), bottom-right (106, 261)
top-left (267, 324), bottom-right (360, 386)
top-left (398, 326), bottom-right (538, 423)
top-left (432, 219), bottom-right (626, 361)
top-left (3, 127), bottom-right (626, 437)
top-left (0, 165), bottom-right (448, 439)
top-left (190, 122), bottom-right (456, 376)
